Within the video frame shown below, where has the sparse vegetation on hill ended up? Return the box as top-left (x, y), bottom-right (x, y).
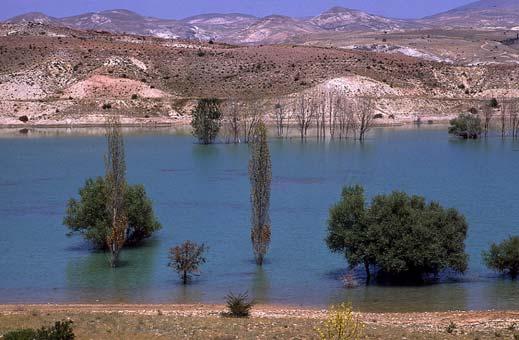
top-left (1, 23), bottom-right (519, 126)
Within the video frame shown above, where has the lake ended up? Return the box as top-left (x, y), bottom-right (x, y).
top-left (0, 126), bottom-right (518, 312)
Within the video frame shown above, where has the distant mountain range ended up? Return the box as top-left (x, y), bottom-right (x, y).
top-left (4, 0), bottom-right (519, 44)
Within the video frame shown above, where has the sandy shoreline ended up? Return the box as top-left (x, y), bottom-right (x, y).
top-left (1, 304), bottom-right (518, 333)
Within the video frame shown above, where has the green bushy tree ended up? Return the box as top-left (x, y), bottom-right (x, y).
top-left (191, 98), bottom-right (222, 144)
top-left (327, 186), bottom-right (469, 282)
top-left (64, 177), bottom-right (161, 249)
top-left (448, 113), bottom-right (482, 139)
top-left (483, 236), bottom-right (519, 279)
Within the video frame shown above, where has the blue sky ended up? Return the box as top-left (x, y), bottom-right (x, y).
top-left (2, 0), bottom-right (476, 20)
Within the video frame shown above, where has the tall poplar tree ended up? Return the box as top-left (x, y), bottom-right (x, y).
top-left (105, 114), bottom-right (128, 268)
top-left (249, 122), bottom-right (272, 266)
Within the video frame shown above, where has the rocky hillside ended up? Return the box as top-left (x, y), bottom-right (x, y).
top-left (0, 23), bottom-right (518, 127)
top-left (309, 7), bottom-right (422, 31)
top-left (420, 0), bottom-right (519, 29)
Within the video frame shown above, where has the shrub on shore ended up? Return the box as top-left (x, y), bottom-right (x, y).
top-left (326, 185), bottom-right (469, 283)
top-left (483, 236), bottom-right (519, 279)
top-left (225, 291), bottom-right (255, 318)
top-left (316, 303), bottom-right (363, 340)
top-left (64, 177), bottom-right (161, 249)
top-left (4, 320), bottom-right (74, 340)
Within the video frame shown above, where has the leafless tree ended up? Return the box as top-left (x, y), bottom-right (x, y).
top-left (328, 90), bottom-right (338, 139)
top-left (336, 97), bottom-right (357, 139)
top-left (274, 102), bottom-right (287, 138)
top-left (500, 99), bottom-right (507, 138)
top-left (294, 94), bottom-right (315, 140)
top-left (222, 99), bottom-right (242, 144)
top-left (508, 100), bottom-right (519, 139)
top-left (242, 99), bottom-right (264, 143)
top-left (480, 103), bottom-right (493, 138)
top-left (315, 92), bottom-right (328, 141)
top-left (355, 97), bottom-right (376, 141)
top-left (105, 114), bottom-right (128, 268)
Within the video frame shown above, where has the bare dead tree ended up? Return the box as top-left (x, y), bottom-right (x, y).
top-left (509, 100), bottom-right (519, 139)
top-left (334, 96), bottom-right (357, 139)
top-left (355, 97), bottom-right (376, 141)
top-left (105, 114), bottom-right (128, 268)
top-left (242, 100), bottom-right (264, 143)
top-left (313, 95), bottom-right (324, 141)
top-left (480, 103), bottom-right (493, 138)
top-left (328, 91), bottom-right (337, 139)
top-left (336, 96), bottom-right (348, 139)
top-left (294, 94), bottom-right (314, 140)
top-left (500, 99), bottom-right (507, 139)
top-left (285, 100), bottom-right (292, 139)
top-left (222, 99), bottom-right (242, 144)
top-left (274, 102), bottom-right (286, 138)
top-left (318, 92), bottom-right (327, 141)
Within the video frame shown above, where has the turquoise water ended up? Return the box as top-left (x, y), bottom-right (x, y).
top-left (0, 126), bottom-right (518, 312)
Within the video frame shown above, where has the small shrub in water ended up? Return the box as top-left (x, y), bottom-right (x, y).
top-left (316, 303), bottom-right (363, 340)
top-left (225, 291), bottom-right (255, 317)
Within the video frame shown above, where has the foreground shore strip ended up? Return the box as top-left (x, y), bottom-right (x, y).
top-left (1, 304), bottom-right (518, 339)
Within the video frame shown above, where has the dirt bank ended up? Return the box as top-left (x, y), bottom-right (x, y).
top-left (0, 304), bottom-right (518, 339)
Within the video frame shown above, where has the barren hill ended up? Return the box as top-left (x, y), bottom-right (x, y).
top-left (0, 23), bottom-right (518, 127)
top-left (310, 7), bottom-right (422, 32)
top-left (421, 0), bottom-right (519, 29)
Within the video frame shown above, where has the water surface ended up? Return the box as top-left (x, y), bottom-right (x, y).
top-left (1, 126), bottom-right (518, 312)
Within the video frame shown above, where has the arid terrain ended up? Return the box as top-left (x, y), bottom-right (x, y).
top-left (0, 304), bottom-right (518, 339)
top-left (1, 20), bottom-right (518, 127)
top-left (0, 0), bottom-right (518, 127)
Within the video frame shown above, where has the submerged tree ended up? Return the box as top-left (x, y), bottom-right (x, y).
top-left (483, 236), bottom-right (519, 279)
top-left (105, 114), bottom-right (128, 268)
top-left (480, 103), bottom-right (493, 138)
top-left (326, 185), bottom-right (371, 282)
top-left (168, 241), bottom-right (207, 284)
top-left (327, 185), bottom-right (469, 283)
top-left (191, 98), bottom-right (223, 144)
top-left (64, 177), bottom-right (162, 249)
top-left (249, 122), bottom-right (272, 266)
top-left (355, 97), bottom-right (375, 141)
top-left (448, 113), bottom-right (482, 139)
